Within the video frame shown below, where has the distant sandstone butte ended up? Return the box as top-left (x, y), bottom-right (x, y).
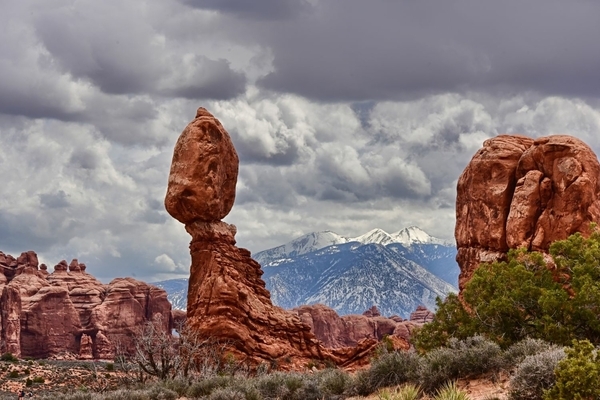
top-left (0, 251), bottom-right (172, 359)
top-left (456, 134), bottom-right (600, 291)
top-left (165, 108), bottom-right (380, 368)
top-left (293, 304), bottom-right (431, 349)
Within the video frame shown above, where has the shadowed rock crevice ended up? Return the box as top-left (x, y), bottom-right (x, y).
top-left (456, 134), bottom-right (600, 291)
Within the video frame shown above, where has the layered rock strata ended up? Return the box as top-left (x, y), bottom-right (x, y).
top-left (165, 108), bottom-right (378, 368)
top-left (0, 251), bottom-right (171, 359)
top-left (456, 135), bottom-right (600, 290)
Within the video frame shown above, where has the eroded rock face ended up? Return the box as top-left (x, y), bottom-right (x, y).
top-left (456, 135), bottom-right (600, 290)
top-left (409, 305), bottom-right (435, 324)
top-left (0, 252), bottom-right (172, 359)
top-left (165, 108), bottom-right (379, 368)
top-left (294, 304), bottom-right (431, 349)
top-left (90, 277), bottom-right (172, 358)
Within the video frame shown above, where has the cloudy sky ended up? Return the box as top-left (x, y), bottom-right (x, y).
top-left (1, 0), bottom-right (600, 282)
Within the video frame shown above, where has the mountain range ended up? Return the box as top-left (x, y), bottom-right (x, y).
top-left (154, 226), bottom-right (459, 318)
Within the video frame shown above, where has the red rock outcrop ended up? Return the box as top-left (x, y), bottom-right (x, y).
top-left (456, 135), bottom-right (600, 290)
top-left (409, 305), bottom-right (435, 323)
top-left (1, 284), bottom-right (21, 356)
top-left (165, 108), bottom-right (379, 368)
top-left (0, 252), bottom-right (172, 359)
top-left (294, 304), bottom-right (432, 349)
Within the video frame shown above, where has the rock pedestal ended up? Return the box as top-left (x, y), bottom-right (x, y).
top-left (165, 108), bottom-right (378, 368)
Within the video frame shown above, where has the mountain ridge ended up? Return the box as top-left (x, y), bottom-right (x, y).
top-left (155, 226), bottom-right (459, 317)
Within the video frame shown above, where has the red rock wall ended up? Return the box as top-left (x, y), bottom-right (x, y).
top-left (294, 303), bottom-right (427, 349)
top-left (456, 135), bottom-right (600, 290)
top-left (0, 252), bottom-right (172, 359)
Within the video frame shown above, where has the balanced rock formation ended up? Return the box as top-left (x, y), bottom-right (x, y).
top-left (165, 108), bottom-right (378, 368)
top-left (0, 251), bottom-right (171, 359)
top-left (456, 135), bottom-right (600, 290)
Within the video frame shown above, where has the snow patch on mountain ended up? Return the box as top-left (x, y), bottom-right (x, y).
top-left (153, 278), bottom-right (188, 311)
top-left (352, 228), bottom-right (396, 246)
top-left (393, 226), bottom-right (452, 246)
top-left (254, 230), bottom-right (350, 266)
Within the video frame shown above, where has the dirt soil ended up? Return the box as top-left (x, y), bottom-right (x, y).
top-left (0, 358), bottom-right (130, 397)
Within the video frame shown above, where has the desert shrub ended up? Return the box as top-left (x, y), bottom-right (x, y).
top-left (145, 386), bottom-right (178, 400)
top-left (33, 376), bottom-right (45, 383)
top-left (105, 362), bottom-right (114, 371)
top-left (418, 231), bottom-right (600, 350)
top-left (503, 338), bottom-right (557, 368)
top-left (186, 375), bottom-right (232, 398)
top-left (377, 383), bottom-right (421, 400)
top-left (8, 370), bottom-right (19, 378)
top-left (544, 339), bottom-right (600, 400)
top-left (508, 347), bottom-right (565, 400)
top-left (432, 381), bottom-right (469, 400)
top-left (231, 380), bottom-right (262, 400)
top-left (38, 393), bottom-right (97, 400)
top-left (255, 371), bottom-right (305, 399)
top-left (316, 368), bottom-right (351, 396)
top-left (208, 387), bottom-right (246, 400)
top-left (26, 378), bottom-right (32, 387)
top-left (0, 353), bottom-right (17, 362)
top-left (420, 336), bottom-right (502, 392)
top-left (102, 390), bottom-right (145, 400)
top-left (351, 350), bottom-right (421, 395)
top-left (161, 379), bottom-right (189, 396)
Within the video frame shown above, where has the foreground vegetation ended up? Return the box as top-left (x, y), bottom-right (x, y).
top-left (415, 230), bottom-right (600, 350)
top-left (0, 336), bottom-right (576, 399)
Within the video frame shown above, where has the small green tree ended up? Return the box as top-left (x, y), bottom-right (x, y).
top-left (413, 294), bottom-right (476, 351)
top-left (414, 230), bottom-right (600, 351)
top-left (544, 340), bottom-right (600, 400)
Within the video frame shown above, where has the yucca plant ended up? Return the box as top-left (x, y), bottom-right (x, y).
top-left (377, 383), bottom-right (421, 400)
top-left (432, 381), bottom-right (470, 400)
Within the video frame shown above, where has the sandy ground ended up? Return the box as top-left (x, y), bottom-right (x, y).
top-left (347, 373), bottom-right (509, 400)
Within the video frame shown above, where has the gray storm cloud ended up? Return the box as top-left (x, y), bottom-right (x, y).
top-left (0, 0), bottom-right (599, 282)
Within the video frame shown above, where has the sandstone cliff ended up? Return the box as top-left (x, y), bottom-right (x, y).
top-left (0, 251), bottom-right (172, 359)
top-left (456, 135), bottom-right (600, 290)
top-left (165, 108), bottom-right (379, 368)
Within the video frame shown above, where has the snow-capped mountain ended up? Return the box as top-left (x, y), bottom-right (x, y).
top-left (154, 226), bottom-right (460, 317)
top-left (393, 226), bottom-right (452, 246)
top-left (153, 278), bottom-right (189, 311)
top-left (352, 228), bottom-right (397, 246)
top-left (261, 242), bottom-right (456, 317)
top-left (254, 226), bottom-right (452, 265)
top-left (253, 231), bottom-right (350, 266)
